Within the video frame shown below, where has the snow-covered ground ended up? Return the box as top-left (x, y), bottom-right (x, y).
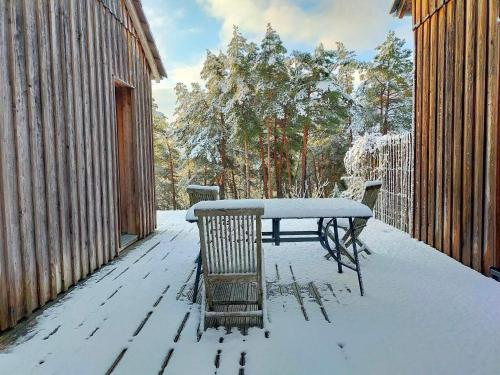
top-left (1, 211), bottom-right (499, 375)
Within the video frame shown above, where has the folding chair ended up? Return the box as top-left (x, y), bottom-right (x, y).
top-left (186, 184), bottom-right (220, 206)
top-left (325, 180), bottom-right (382, 262)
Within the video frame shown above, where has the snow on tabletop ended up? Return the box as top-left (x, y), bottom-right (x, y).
top-left (186, 184), bottom-right (220, 192)
top-left (365, 180), bottom-right (383, 188)
top-left (193, 199), bottom-right (265, 213)
top-left (186, 198), bottom-right (372, 222)
top-left (262, 198), bottom-right (372, 219)
top-left (1, 211), bottom-right (500, 374)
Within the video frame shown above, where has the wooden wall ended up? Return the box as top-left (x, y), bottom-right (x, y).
top-left (0, 0), bottom-right (157, 330)
top-left (412, 0), bottom-right (499, 274)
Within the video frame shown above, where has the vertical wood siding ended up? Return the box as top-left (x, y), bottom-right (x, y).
top-left (0, 0), bottom-right (157, 330)
top-left (412, 0), bottom-right (499, 275)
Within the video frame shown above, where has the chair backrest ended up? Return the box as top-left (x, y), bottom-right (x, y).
top-left (195, 206), bottom-right (264, 276)
top-left (187, 185), bottom-right (219, 206)
top-left (345, 181), bottom-right (382, 242)
top-left (360, 180), bottom-right (382, 210)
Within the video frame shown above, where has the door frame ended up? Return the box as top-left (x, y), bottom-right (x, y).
top-left (114, 78), bottom-right (138, 249)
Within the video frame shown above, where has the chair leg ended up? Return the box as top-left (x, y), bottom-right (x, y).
top-left (357, 238), bottom-right (372, 255)
top-left (325, 237), bottom-right (369, 263)
top-left (257, 287), bottom-right (264, 329)
top-left (259, 256), bottom-right (267, 329)
top-left (340, 245), bottom-right (356, 264)
top-left (349, 218), bottom-right (364, 296)
top-left (192, 251), bottom-right (203, 303)
top-left (200, 285), bottom-right (207, 332)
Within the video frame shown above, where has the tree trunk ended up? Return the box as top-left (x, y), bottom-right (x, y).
top-left (281, 117), bottom-right (292, 195)
top-left (266, 119), bottom-right (273, 198)
top-left (244, 135), bottom-right (250, 198)
top-left (382, 87), bottom-right (390, 134)
top-left (258, 129), bottom-right (269, 199)
top-left (311, 152), bottom-right (320, 194)
top-left (348, 115), bottom-right (353, 146)
top-left (300, 121), bottom-right (310, 197)
top-left (165, 140), bottom-right (177, 210)
top-left (273, 118), bottom-right (283, 197)
top-left (279, 117), bottom-right (288, 196)
top-left (231, 169), bottom-right (238, 199)
top-left (379, 89), bottom-right (386, 134)
top-left (318, 154), bottom-right (324, 181)
top-left (219, 112), bottom-right (227, 199)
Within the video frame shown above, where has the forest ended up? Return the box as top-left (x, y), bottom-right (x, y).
top-left (154, 25), bottom-right (413, 209)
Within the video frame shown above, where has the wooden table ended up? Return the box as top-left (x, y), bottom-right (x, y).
top-left (186, 198), bottom-right (373, 298)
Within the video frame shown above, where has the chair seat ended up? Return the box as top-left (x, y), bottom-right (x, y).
top-left (205, 310), bottom-right (263, 318)
top-left (203, 282), bottom-right (264, 329)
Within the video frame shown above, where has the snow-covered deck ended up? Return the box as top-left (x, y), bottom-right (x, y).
top-left (1, 211), bottom-right (500, 374)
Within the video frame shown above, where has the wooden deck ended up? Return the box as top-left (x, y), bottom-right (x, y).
top-left (1, 211), bottom-right (500, 374)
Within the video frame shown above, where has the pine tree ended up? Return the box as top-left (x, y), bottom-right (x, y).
top-left (198, 51), bottom-right (230, 198)
top-left (288, 44), bottom-right (350, 196)
top-left (256, 24), bottom-right (289, 198)
top-left (153, 102), bottom-right (181, 210)
top-left (333, 42), bottom-right (357, 145)
top-left (356, 31), bottom-right (413, 134)
top-left (173, 82), bottom-right (217, 185)
top-left (225, 27), bottom-right (259, 198)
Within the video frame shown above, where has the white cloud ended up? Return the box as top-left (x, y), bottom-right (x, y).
top-left (151, 0), bottom-right (413, 118)
top-left (152, 58), bottom-right (205, 118)
top-left (198, 0), bottom-right (410, 52)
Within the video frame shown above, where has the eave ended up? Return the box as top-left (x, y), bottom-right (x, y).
top-left (125, 0), bottom-right (167, 82)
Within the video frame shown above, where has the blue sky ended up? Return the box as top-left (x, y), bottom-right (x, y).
top-left (143, 0), bottom-right (412, 118)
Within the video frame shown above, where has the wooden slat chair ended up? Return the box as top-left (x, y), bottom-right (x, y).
top-left (187, 185), bottom-right (219, 206)
top-left (195, 204), bottom-right (266, 331)
top-left (325, 181), bottom-right (382, 262)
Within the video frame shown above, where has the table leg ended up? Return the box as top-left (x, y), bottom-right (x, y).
top-left (332, 218), bottom-right (343, 274)
top-left (272, 218), bottom-right (281, 246)
top-left (318, 218), bottom-right (325, 247)
top-left (349, 218), bottom-right (364, 296)
top-left (192, 251), bottom-right (202, 303)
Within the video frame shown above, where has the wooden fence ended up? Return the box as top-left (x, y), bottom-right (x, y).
top-left (363, 133), bottom-right (414, 233)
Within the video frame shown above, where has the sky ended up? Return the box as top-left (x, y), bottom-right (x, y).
top-left (143, 0), bottom-right (413, 119)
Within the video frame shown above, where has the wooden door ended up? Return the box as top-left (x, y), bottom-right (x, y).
top-left (115, 85), bottom-right (137, 246)
top-left (495, 13), bottom-right (500, 272)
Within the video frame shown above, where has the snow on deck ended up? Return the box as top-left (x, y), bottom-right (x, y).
top-left (1, 211), bottom-right (500, 374)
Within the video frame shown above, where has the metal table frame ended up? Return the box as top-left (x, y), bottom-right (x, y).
top-left (190, 209), bottom-right (370, 302)
top-left (262, 217), bottom-right (365, 296)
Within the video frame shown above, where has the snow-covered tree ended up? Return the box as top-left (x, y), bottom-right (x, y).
top-left (254, 24), bottom-right (290, 198)
top-left (200, 50), bottom-right (230, 198)
top-left (153, 102), bottom-right (184, 210)
top-left (288, 43), bottom-right (350, 196)
top-left (225, 27), bottom-right (259, 198)
top-left (356, 31), bottom-right (413, 134)
top-left (155, 26), bottom-right (412, 207)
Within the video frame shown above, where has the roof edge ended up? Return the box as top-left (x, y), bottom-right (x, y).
top-left (390, 0), bottom-right (412, 18)
top-left (125, 0), bottom-right (167, 81)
